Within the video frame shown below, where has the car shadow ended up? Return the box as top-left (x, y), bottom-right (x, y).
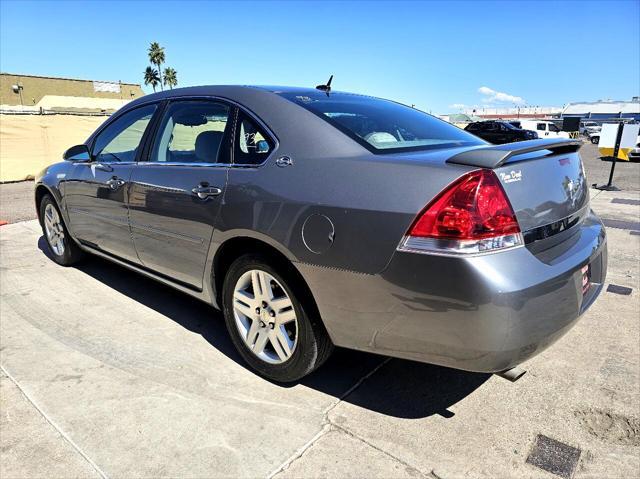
top-left (38, 237), bottom-right (490, 419)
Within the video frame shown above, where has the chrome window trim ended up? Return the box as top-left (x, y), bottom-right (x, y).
top-left (135, 161), bottom-right (230, 168)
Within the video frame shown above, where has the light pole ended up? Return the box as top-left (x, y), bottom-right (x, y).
top-left (11, 83), bottom-right (24, 107)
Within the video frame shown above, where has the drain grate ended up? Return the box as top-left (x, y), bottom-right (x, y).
top-left (607, 284), bottom-right (633, 295)
top-left (611, 198), bottom-right (640, 206)
top-left (526, 434), bottom-right (581, 479)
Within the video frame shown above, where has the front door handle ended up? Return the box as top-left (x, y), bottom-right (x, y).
top-left (106, 177), bottom-right (126, 190)
top-left (192, 185), bottom-right (222, 199)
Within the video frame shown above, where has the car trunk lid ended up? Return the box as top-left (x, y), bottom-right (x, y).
top-left (447, 139), bottom-right (589, 233)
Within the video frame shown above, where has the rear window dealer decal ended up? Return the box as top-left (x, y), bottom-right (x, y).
top-left (500, 170), bottom-right (522, 184)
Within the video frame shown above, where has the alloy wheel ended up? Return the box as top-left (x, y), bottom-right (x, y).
top-left (44, 203), bottom-right (65, 256)
top-left (232, 269), bottom-right (298, 364)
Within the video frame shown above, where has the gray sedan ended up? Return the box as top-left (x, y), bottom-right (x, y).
top-left (35, 85), bottom-right (607, 382)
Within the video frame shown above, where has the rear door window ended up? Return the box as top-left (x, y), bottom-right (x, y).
top-left (150, 100), bottom-right (231, 164)
top-left (233, 111), bottom-right (274, 166)
top-left (537, 123), bottom-right (546, 131)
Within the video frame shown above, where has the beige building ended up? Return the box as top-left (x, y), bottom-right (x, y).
top-left (0, 73), bottom-right (145, 182)
top-left (0, 73), bottom-right (144, 111)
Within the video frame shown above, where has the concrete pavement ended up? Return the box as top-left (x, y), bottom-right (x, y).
top-left (1, 188), bottom-right (638, 478)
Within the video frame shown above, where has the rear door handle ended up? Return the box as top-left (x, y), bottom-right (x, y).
top-left (192, 185), bottom-right (222, 199)
top-left (106, 177), bottom-right (125, 190)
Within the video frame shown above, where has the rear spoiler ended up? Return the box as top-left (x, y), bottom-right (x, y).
top-left (447, 139), bottom-right (582, 169)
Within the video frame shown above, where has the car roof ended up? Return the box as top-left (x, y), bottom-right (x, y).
top-left (128, 85), bottom-right (366, 104)
top-left (103, 84), bottom-right (373, 159)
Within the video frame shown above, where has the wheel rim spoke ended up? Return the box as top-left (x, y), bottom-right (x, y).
top-left (246, 318), bottom-right (261, 346)
top-left (276, 308), bottom-right (296, 325)
top-left (270, 326), bottom-right (294, 361)
top-left (251, 329), bottom-right (270, 355)
top-left (270, 296), bottom-right (293, 313)
top-left (233, 291), bottom-right (256, 319)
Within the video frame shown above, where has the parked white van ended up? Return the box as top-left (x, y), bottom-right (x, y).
top-left (519, 120), bottom-right (570, 139)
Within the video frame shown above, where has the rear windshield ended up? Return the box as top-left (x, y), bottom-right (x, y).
top-left (278, 91), bottom-right (483, 153)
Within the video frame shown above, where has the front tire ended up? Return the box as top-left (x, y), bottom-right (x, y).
top-left (39, 194), bottom-right (84, 266)
top-left (222, 254), bottom-right (333, 382)
top-left (591, 136), bottom-right (599, 144)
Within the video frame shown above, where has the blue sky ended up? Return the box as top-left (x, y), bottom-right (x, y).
top-left (1, 0), bottom-right (638, 113)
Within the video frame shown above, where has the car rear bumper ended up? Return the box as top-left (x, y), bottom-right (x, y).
top-left (299, 210), bottom-right (607, 372)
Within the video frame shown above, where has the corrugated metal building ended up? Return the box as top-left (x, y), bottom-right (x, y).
top-left (561, 98), bottom-right (640, 121)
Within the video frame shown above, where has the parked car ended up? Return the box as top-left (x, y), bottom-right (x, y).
top-left (464, 120), bottom-right (538, 144)
top-left (580, 121), bottom-right (601, 136)
top-left (35, 86), bottom-right (607, 382)
top-left (519, 120), bottom-right (570, 139)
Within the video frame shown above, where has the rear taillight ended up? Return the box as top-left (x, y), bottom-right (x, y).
top-left (398, 169), bottom-right (523, 255)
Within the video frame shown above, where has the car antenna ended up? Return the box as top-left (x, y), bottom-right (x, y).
top-left (315, 75), bottom-right (333, 96)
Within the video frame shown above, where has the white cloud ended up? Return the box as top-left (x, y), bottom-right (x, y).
top-left (478, 86), bottom-right (525, 105)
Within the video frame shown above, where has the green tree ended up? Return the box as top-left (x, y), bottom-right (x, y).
top-left (143, 66), bottom-right (160, 92)
top-left (163, 67), bottom-right (178, 89)
top-left (148, 42), bottom-right (166, 91)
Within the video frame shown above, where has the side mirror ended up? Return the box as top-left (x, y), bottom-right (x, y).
top-left (63, 144), bottom-right (91, 162)
top-left (255, 140), bottom-right (270, 154)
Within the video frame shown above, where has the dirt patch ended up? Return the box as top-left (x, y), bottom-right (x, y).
top-left (575, 408), bottom-right (640, 446)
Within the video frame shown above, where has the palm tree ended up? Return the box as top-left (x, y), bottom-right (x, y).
top-left (163, 67), bottom-right (178, 89)
top-left (143, 66), bottom-right (160, 92)
top-left (148, 42), bottom-right (165, 91)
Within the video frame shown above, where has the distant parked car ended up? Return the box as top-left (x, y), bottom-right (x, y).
top-left (519, 120), bottom-right (570, 139)
top-left (464, 120), bottom-right (538, 144)
top-left (587, 131), bottom-right (600, 144)
top-left (580, 121), bottom-right (601, 136)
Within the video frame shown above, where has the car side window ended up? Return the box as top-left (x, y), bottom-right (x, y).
top-left (233, 112), bottom-right (274, 166)
top-left (92, 104), bottom-right (157, 163)
top-left (150, 101), bottom-right (231, 164)
top-left (537, 123), bottom-right (546, 131)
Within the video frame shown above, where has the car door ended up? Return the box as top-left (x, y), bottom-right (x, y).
top-left (496, 123), bottom-right (511, 143)
top-left (483, 122), bottom-right (499, 143)
top-left (64, 103), bottom-right (158, 263)
top-left (537, 122), bottom-right (548, 137)
top-left (128, 99), bottom-right (233, 288)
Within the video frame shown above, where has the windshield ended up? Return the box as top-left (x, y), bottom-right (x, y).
top-left (278, 91), bottom-right (483, 153)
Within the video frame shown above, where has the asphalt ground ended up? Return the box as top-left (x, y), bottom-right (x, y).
top-left (1, 142), bottom-right (639, 478)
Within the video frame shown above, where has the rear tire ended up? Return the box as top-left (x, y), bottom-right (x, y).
top-left (591, 136), bottom-right (599, 144)
top-left (39, 194), bottom-right (84, 266)
top-left (222, 253), bottom-right (333, 382)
